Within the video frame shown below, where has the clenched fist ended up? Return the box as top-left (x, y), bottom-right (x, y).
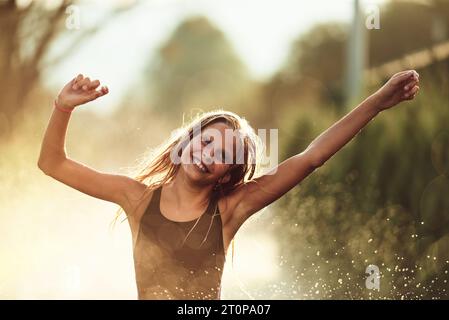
top-left (372, 70), bottom-right (420, 112)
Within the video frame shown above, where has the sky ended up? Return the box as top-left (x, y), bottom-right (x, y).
top-left (47, 0), bottom-right (387, 114)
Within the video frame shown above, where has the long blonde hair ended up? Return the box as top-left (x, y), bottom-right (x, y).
top-left (112, 109), bottom-right (265, 264)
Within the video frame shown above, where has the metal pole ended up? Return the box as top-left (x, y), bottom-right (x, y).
top-left (346, 0), bottom-right (366, 108)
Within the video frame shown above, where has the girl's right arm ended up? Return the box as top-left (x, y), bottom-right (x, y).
top-left (37, 74), bottom-right (146, 212)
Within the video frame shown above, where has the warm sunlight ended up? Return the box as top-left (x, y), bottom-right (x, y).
top-left (1, 0), bottom-right (448, 301)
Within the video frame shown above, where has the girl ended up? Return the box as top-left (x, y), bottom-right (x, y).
top-left (38, 70), bottom-right (420, 300)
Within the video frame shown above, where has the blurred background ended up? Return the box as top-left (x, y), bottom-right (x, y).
top-left (1, 0), bottom-right (448, 299)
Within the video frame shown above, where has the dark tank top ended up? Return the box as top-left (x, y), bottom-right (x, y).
top-left (133, 185), bottom-right (226, 300)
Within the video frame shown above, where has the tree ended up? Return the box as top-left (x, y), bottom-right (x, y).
top-left (369, 0), bottom-right (449, 67)
top-left (260, 22), bottom-right (349, 120)
top-left (0, 0), bottom-right (135, 139)
top-left (144, 16), bottom-right (250, 121)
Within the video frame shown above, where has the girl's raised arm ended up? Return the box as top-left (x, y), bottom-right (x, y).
top-left (226, 70), bottom-right (420, 231)
top-left (38, 74), bottom-right (145, 212)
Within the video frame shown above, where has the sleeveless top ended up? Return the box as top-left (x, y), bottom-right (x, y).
top-left (133, 186), bottom-right (226, 300)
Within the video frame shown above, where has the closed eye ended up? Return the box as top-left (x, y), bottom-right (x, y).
top-left (201, 138), bottom-right (212, 145)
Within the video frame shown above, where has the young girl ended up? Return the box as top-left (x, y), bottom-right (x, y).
top-left (38, 70), bottom-right (420, 300)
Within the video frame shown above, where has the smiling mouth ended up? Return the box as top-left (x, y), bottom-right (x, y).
top-left (192, 155), bottom-right (210, 173)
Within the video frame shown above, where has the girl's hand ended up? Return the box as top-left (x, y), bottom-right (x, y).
top-left (372, 70), bottom-right (420, 112)
top-left (56, 74), bottom-right (109, 110)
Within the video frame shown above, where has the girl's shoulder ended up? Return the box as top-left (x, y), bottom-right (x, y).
top-left (124, 183), bottom-right (155, 225)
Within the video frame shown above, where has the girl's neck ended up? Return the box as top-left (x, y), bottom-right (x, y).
top-left (165, 169), bottom-right (214, 209)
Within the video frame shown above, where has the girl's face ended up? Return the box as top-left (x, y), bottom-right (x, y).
top-left (180, 122), bottom-right (240, 187)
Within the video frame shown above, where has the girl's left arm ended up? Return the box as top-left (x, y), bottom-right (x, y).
top-left (226, 70), bottom-right (420, 229)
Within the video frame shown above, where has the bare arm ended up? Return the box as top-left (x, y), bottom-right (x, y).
top-left (226, 70), bottom-right (420, 231)
top-left (38, 74), bottom-right (145, 211)
top-left (303, 70), bottom-right (420, 166)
